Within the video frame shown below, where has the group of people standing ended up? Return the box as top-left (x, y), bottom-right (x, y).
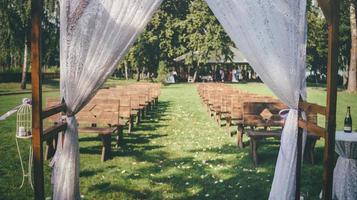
top-left (218, 67), bottom-right (242, 82)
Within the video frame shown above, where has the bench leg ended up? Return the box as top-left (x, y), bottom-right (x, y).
top-left (305, 137), bottom-right (318, 164)
top-left (216, 112), bottom-right (221, 126)
top-left (236, 125), bottom-right (244, 148)
top-left (141, 107), bottom-right (145, 118)
top-left (45, 137), bottom-right (57, 160)
top-left (226, 117), bottom-right (231, 136)
top-left (136, 110), bottom-right (141, 125)
top-left (250, 138), bottom-right (258, 165)
top-left (116, 126), bottom-right (124, 148)
top-left (101, 134), bottom-right (112, 162)
top-left (145, 105), bottom-right (149, 115)
top-left (128, 115), bottom-right (135, 134)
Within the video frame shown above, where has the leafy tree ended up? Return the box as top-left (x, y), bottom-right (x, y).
top-left (306, 3), bottom-right (328, 84)
top-left (0, 0), bottom-right (59, 88)
top-left (306, 0), bottom-right (352, 87)
top-left (121, 0), bottom-right (233, 82)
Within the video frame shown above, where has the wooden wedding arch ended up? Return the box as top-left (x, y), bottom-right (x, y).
top-left (30, 0), bottom-right (340, 199)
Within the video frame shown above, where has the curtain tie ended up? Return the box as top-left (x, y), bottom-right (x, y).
top-left (279, 108), bottom-right (298, 119)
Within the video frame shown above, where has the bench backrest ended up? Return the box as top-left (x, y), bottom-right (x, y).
top-left (243, 101), bottom-right (288, 127)
top-left (77, 99), bottom-right (120, 127)
top-left (45, 98), bottom-right (62, 125)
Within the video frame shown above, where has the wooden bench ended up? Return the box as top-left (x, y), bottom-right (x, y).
top-left (225, 94), bottom-right (277, 147)
top-left (77, 99), bottom-right (126, 161)
top-left (46, 98), bottom-right (123, 162)
top-left (243, 102), bottom-right (320, 165)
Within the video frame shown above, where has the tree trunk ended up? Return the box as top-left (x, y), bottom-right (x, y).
top-left (20, 40), bottom-right (28, 90)
top-left (10, 53), bottom-right (13, 70)
top-left (348, 2), bottom-right (357, 92)
top-left (193, 70), bottom-right (198, 83)
top-left (187, 65), bottom-right (191, 82)
top-left (136, 68), bottom-right (141, 82)
top-left (124, 61), bottom-right (128, 80)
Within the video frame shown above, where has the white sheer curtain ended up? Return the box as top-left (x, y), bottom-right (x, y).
top-left (51, 1), bottom-right (162, 199)
top-left (205, 0), bottom-right (307, 199)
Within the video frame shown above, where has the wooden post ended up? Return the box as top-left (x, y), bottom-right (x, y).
top-left (323, 0), bottom-right (339, 199)
top-left (31, 0), bottom-right (44, 199)
top-left (295, 97), bottom-right (304, 200)
top-left (295, 126), bottom-right (303, 200)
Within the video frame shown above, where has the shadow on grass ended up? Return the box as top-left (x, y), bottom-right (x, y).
top-left (79, 97), bottom-right (324, 199)
top-left (89, 182), bottom-right (165, 199)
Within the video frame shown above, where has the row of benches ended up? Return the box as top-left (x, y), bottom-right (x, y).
top-left (46, 83), bottom-right (161, 162)
top-left (197, 83), bottom-right (320, 165)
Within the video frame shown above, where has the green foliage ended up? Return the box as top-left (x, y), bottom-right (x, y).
top-left (306, 3), bottom-right (328, 82)
top-left (121, 0), bottom-right (233, 77)
top-left (183, 0), bottom-right (233, 66)
top-left (0, 0), bottom-right (59, 70)
top-left (0, 0), bottom-right (354, 86)
top-left (306, 0), bottom-right (352, 84)
top-left (338, 0), bottom-right (353, 71)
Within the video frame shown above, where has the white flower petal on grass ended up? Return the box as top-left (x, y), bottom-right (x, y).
top-left (205, 194), bottom-right (210, 197)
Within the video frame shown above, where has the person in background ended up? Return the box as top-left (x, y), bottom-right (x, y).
top-left (172, 69), bottom-right (178, 82)
top-left (215, 68), bottom-right (221, 82)
top-left (232, 67), bottom-right (238, 82)
top-left (219, 68), bottom-right (225, 82)
top-left (227, 69), bottom-right (232, 82)
top-left (237, 67), bottom-right (242, 81)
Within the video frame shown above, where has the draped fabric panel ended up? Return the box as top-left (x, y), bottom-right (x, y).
top-left (204, 1), bottom-right (307, 199)
top-left (52, 1), bottom-right (163, 199)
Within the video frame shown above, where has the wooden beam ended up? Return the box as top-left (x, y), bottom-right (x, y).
top-left (299, 101), bottom-right (326, 116)
top-left (31, 0), bottom-right (44, 199)
top-left (298, 120), bottom-right (326, 138)
top-left (42, 103), bottom-right (66, 119)
top-left (317, 0), bottom-right (332, 24)
top-left (323, 0), bottom-right (339, 199)
top-left (43, 123), bottom-right (68, 141)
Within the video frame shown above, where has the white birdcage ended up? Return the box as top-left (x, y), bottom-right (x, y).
top-left (16, 99), bottom-right (32, 138)
top-left (14, 98), bottom-right (33, 189)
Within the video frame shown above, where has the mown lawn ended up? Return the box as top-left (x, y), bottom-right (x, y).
top-left (0, 81), bottom-right (356, 199)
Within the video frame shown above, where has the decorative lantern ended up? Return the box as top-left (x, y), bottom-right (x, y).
top-left (15, 98), bottom-right (33, 189)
